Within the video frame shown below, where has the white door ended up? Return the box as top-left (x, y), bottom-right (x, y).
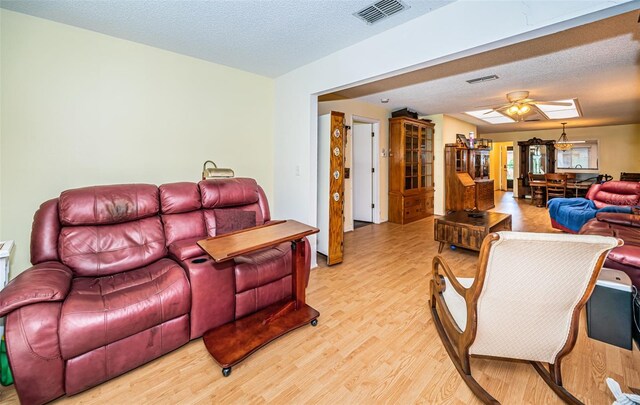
top-left (353, 123), bottom-right (373, 222)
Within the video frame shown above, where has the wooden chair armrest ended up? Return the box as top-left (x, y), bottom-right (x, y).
top-left (432, 255), bottom-right (469, 297)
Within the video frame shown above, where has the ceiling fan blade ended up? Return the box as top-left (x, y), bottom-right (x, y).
top-left (494, 105), bottom-right (511, 112)
top-left (531, 101), bottom-right (573, 107)
top-left (473, 102), bottom-right (510, 110)
top-left (530, 104), bottom-right (550, 120)
top-left (480, 105), bottom-right (511, 115)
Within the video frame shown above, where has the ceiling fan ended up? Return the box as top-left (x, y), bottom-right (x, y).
top-left (480, 91), bottom-right (572, 121)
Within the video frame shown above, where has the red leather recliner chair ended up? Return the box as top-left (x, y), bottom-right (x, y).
top-left (0, 178), bottom-right (311, 404)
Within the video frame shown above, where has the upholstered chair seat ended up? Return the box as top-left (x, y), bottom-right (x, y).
top-left (234, 242), bottom-right (293, 318)
top-left (59, 258), bottom-right (190, 359)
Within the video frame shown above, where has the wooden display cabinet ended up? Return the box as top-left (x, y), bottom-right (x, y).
top-left (517, 137), bottom-right (556, 198)
top-left (388, 117), bottom-right (435, 224)
top-left (445, 144), bottom-right (495, 212)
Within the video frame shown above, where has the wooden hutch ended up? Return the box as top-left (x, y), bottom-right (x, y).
top-left (444, 141), bottom-right (495, 212)
top-left (388, 117), bottom-right (435, 224)
top-left (517, 137), bottom-right (556, 198)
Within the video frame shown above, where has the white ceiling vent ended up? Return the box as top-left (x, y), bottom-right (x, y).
top-left (354, 0), bottom-right (410, 25)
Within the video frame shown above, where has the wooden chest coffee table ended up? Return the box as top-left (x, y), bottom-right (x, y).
top-left (434, 211), bottom-right (512, 253)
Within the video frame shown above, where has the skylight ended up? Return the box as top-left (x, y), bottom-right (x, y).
top-left (536, 99), bottom-right (581, 119)
top-left (464, 109), bottom-right (515, 124)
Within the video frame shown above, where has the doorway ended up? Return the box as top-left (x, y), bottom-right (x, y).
top-left (353, 122), bottom-right (373, 225)
top-left (351, 116), bottom-right (380, 230)
top-left (490, 141), bottom-right (514, 192)
top-left (505, 146), bottom-right (514, 190)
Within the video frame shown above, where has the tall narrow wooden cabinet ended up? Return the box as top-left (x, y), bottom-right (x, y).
top-left (388, 117), bottom-right (435, 224)
top-left (317, 111), bottom-right (345, 265)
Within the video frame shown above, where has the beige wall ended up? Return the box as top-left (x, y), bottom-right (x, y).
top-left (483, 124), bottom-right (640, 196)
top-left (0, 10), bottom-right (275, 276)
top-left (424, 114), bottom-right (477, 215)
top-left (318, 100), bottom-right (391, 230)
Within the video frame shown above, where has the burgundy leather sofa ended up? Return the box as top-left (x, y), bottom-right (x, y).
top-left (549, 181), bottom-right (640, 233)
top-left (580, 212), bottom-right (640, 289)
top-left (0, 178), bottom-right (311, 405)
top-left (585, 180), bottom-right (640, 208)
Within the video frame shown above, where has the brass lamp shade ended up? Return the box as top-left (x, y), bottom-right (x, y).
top-left (202, 160), bottom-right (234, 179)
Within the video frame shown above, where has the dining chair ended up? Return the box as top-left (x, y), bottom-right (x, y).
top-left (528, 172), bottom-right (546, 207)
top-left (545, 173), bottom-right (567, 203)
top-left (429, 231), bottom-right (621, 404)
top-left (565, 173), bottom-right (577, 197)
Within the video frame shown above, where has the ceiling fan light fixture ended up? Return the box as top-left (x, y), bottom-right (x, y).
top-left (504, 103), bottom-right (532, 121)
top-left (555, 122), bottom-right (573, 151)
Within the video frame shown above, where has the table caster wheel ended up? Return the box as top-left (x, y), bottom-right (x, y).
top-left (222, 367), bottom-right (232, 377)
top-left (310, 319), bottom-right (318, 327)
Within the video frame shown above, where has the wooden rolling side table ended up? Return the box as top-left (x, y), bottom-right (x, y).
top-left (197, 220), bottom-right (319, 377)
top-left (434, 211), bottom-right (512, 253)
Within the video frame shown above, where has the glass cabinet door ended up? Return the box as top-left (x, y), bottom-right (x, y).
top-left (529, 145), bottom-right (547, 174)
top-left (420, 126), bottom-right (426, 188)
top-left (455, 149), bottom-right (467, 172)
top-left (482, 154), bottom-right (490, 178)
top-left (404, 123), bottom-right (419, 190)
top-left (474, 153), bottom-right (482, 178)
top-left (425, 126), bottom-right (433, 188)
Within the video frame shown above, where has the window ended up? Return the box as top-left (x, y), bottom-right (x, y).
top-left (556, 140), bottom-right (598, 170)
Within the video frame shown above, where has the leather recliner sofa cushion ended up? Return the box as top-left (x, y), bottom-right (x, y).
top-left (59, 258), bottom-right (190, 359)
top-left (59, 184), bottom-right (160, 226)
top-left (57, 184), bottom-right (168, 278)
top-left (234, 242), bottom-right (291, 293)
top-left (579, 212), bottom-right (640, 288)
top-left (58, 217), bottom-right (167, 277)
top-left (586, 181), bottom-right (640, 209)
top-left (234, 242), bottom-right (293, 318)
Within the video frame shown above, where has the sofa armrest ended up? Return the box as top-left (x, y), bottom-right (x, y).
top-left (168, 236), bottom-right (206, 261)
top-left (595, 212), bottom-right (640, 227)
top-left (0, 261), bottom-right (73, 317)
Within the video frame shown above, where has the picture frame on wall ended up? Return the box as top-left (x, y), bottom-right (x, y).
top-left (456, 134), bottom-right (469, 148)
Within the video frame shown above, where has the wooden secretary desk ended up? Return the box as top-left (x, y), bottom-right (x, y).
top-left (444, 143), bottom-right (495, 212)
top-left (388, 117), bottom-right (435, 224)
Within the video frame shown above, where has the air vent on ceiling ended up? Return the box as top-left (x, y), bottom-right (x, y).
top-left (466, 74), bottom-right (499, 84)
top-left (354, 0), bottom-right (409, 25)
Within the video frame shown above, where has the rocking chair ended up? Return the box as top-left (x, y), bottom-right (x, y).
top-left (429, 231), bottom-right (621, 404)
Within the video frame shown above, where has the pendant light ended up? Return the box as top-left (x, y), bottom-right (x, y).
top-left (555, 122), bottom-right (573, 151)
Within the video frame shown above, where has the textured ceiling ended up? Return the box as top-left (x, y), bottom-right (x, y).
top-left (0, 0), bottom-right (453, 78)
top-left (326, 10), bottom-right (640, 133)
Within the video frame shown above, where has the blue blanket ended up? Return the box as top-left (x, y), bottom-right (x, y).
top-left (548, 198), bottom-right (632, 232)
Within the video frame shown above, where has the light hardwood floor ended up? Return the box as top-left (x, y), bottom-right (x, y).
top-left (1, 192), bottom-right (638, 404)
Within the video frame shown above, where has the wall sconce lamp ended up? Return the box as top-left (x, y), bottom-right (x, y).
top-left (202, 160), bottom-right (234, 179)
